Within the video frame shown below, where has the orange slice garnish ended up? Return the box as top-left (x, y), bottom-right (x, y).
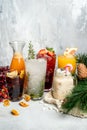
top-left (3, 99), bottom-right (10, 107)
top-left (11, 109), bottom-right (19, 116)
top-left (64, 48), bottom-right (77, 56)
top-left (19, 70), bottom-right (24, 78)
top-left (19, 101), bottom-right (29, 107)
top-left (6, 70), bottom-right (18, 78)
top-left (24, 94), bottom-right (31, 102)
top-left (38, 49), bottom-right (47, 55)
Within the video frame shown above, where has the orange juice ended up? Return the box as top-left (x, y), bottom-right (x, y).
top-left (10, 53), bottom-right (25, 73)
top-left (58, 55), bottom-right (76, 74)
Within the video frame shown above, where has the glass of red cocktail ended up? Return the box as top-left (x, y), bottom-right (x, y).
top-left (37, 48), bottom-right (56, 91)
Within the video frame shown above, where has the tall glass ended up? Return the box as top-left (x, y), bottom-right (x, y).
top-left (8, 41), bottom-right (26, 101)
top-left (26, 59), bottom-right (46, 100)
top-left (58, 55), bottom-right (76, 74)
top-left (37, 50), bottom-right (56, 91)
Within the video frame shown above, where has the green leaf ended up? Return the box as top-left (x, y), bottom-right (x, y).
top-left (46, 47), bottom-right (55, 53)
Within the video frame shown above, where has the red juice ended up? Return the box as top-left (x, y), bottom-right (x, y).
top-left (6, 76), bottom-right (24, 101)
top-left (37, 49), bottom-right (56, 91)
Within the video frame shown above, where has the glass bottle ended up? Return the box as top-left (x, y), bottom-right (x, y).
top-left (6, 41), bottom-right (26, 101)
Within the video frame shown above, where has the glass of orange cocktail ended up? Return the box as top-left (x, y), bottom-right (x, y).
top-left (58, 48), bottom-right (77, 74)
top-left (58, 55), bottom-right (76, 74)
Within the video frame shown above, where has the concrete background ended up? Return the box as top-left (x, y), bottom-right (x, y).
top-left (0, 0), bottom-right (87, 65)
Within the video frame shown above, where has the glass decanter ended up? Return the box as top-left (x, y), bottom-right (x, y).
top-left (9, 41), bottom-right (25, 73)
top-left (7, 41), bottom-right (26, 101)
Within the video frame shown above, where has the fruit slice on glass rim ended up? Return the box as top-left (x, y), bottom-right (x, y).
top-left (64, 48), bottom-right (78, 56)
top-left (37, 47), bottom-right (55, 57)
top-left (38, 49), bottom-right (47, 55)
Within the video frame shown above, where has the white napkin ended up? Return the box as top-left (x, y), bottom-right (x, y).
top-left (44, 91), bottom-right (87, 118)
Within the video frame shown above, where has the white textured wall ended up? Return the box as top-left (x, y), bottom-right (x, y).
top-left (0, 0), bottom-right (87, 65)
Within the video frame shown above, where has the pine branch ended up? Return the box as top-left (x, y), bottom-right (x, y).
top-left (62, 78), bottom-right (87, 113)
top-left (62, 53), bottom-right (87, 113)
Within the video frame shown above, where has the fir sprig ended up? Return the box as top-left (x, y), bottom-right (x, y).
top-left (28, 41), bottom-right (35, 60)
top-left (62, 78), bottom-right (87, 113)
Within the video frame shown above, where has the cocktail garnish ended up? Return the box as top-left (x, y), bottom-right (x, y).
top-left (24, 94), bottom-right (31, 102)
top-left (6, 70), bottom-right (18, 78)
top-left (19, 70), bottom-right (24, 78)
top-left (19, 101), bottom-right (29, 107)
top-left (64, 48), bottom-right (77, 56)
top-left (28, 41), bottom-right (35, 60)
top-left (11, 109), bottom-right (19, 116)
top-left (46, 47), bottom-right (55, 53)
top-left (3, 99), bottom-right (10, 106)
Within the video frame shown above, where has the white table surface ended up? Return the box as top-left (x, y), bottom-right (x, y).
top-left (0, 93), bottom-right (87, 130)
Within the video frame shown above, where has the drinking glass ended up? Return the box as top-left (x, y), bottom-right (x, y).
top-left (58, 55), bottom-right (76, 74)
top-left (37, 50), bottom-right (56, 91)
top-left (26, 59), bottom-right (46, 100)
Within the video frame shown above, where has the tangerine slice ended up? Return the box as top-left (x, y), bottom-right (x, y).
top-left (68, 48), bottom-right (77, 55)
top-left (3, 99), bottom-right (10, 107)
top-left (19, 70), bottom-right (24, 78)
top-left (6, 70), bottom-right (18, 78)
top-left (19, 101), bottom-right (29, 107)
top-left (64, 48), bottom-right (77, 56)
top-left (24, 94), bottom-right (31, 102)
top-left (11, 109), bottom-right (19, 116)
top-left (39, 49), bottom-right (47, 55)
